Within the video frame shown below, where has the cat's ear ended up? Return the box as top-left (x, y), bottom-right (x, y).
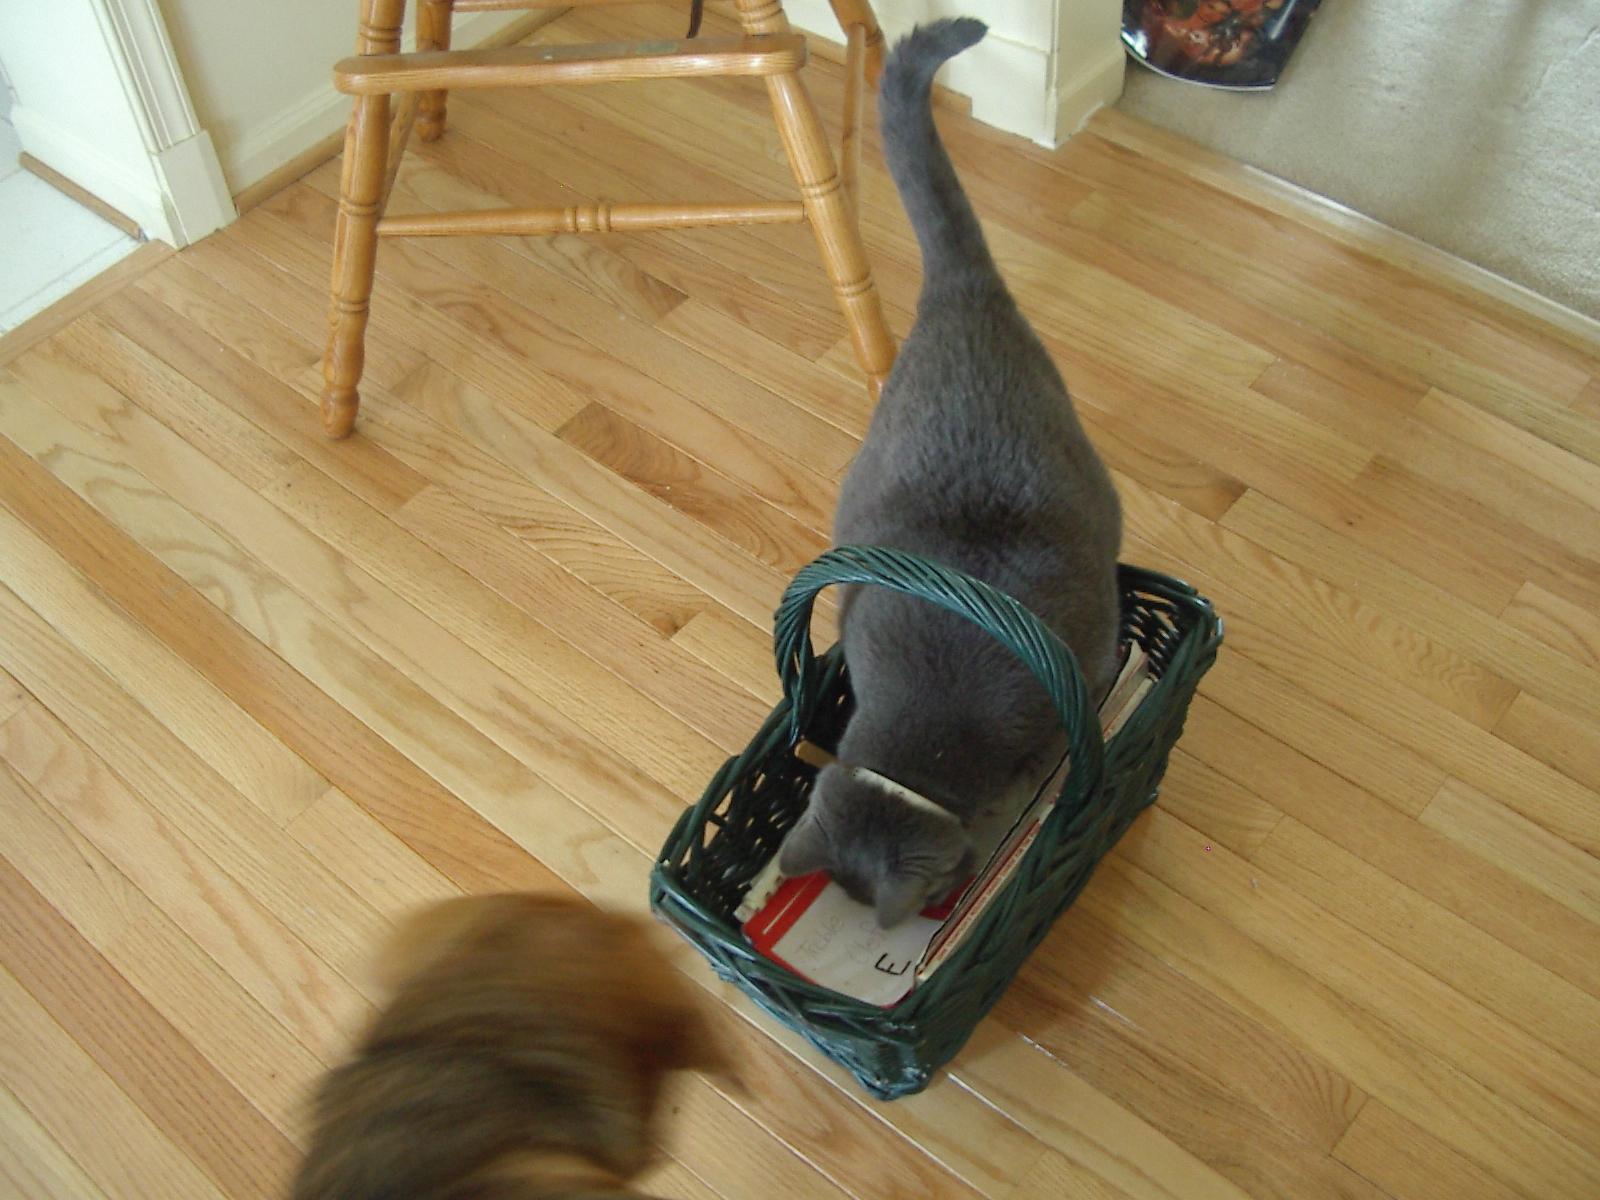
top-left (778, 811), bottom-right (830, 877)
top-left (874, 874), bottom-right (928, 930)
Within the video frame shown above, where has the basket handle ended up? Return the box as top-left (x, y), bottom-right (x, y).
top-left (774, 545), bottom-right (1106, 787)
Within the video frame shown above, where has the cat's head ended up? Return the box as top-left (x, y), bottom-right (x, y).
top-left (777, 763), bottom-right (974, 929)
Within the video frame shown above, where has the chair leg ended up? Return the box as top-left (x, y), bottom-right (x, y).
top-left (322, 0), bottom-right (406, 438)
top-left (827, 0), bottom-right (886, 84)
top-left (320, 94), bottom-right (393, 438)
top-left (737, 1), bottom-right (895, 395)
top-left (417, 0), bottom-right (454, 142)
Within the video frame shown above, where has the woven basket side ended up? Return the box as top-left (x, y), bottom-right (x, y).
top-left (652, 564), bottom-right (1222, 1099)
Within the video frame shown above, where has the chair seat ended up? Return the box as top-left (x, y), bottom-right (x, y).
top-left (335, 33), bottom-right (806, 94)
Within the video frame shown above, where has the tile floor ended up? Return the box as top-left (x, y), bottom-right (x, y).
top-left (0, 116), bottom-right (140, 333)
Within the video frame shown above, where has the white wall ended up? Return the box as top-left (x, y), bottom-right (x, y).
top-left (1051, 0), bottom-right (1126, 142)
top-left (1, 1), bottom-right (166, 229)
top-left (145, 1), bottom-right (1120, 195)
top-left (156, 0), bottom-right (529, 194)
top-left (1, 0), bottom-right (233, 245)
top-left (786, 0), bottom-right (1123, 146)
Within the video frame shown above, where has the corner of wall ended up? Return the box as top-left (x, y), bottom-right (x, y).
top-left (10, 102), bottom-right (175, 242)
top-left (214, 8), bottom-right (531, 197)
top-left (945, 31), bottom-right (1058, 147)
top-left (153, 129), bottom-right (234, 244)
top-left (1051, 39), bottom-right (1126, 143)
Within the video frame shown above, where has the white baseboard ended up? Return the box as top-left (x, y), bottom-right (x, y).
top-left (152, 130), bottom-right (234, 245)
top-left (945, 31), bottom-right (1056, 146)
top-left (219, 82), bottom-right (352, 196)
top-left (1052, 41), bottom-right (1127, 143)
top-left (10, 103), bottom-right (173, 242)
top-left (215, 9), bottom-right (530, 196)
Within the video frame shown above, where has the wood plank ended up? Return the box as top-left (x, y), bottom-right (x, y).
top-left (10, 326), bottom-right (296, 492)
top-left (175, 228), bottom-right (429, 394)
top-left (1500, 580), bottom-right (1600, 672)
top-left (0, 664), bottom-right (25, 725)
top-left (557, 400), bottom-right (831, 574)
top-left (399, 102), bottom-right (848, 359)
top-left (0, 1083), bottom-right (109, 1200)
top-left (1378, 404), bottom-right (1600, 564)
top-left (0, 858), bottom-right (299, 1198)
top-left (0, 685), bottom-right (369, 1062)
top-left (1332, 1102), bottom-right (1524, 1200)
top-left (0, 963), bottom-right (223, 1200)
top-left (0, 758), bottom-right (319, 1140)
top-left (1080, 852), bottom-right (1600, 1200)
top-left (0, 415), bottom-right (556, 902)
top-left (1127, 531), bottom-right (1600, 853)
top-left (140, 219), bottom-right (715, 639)
top-left (6, 378), bottom-right (692, 850)
top-left (1006, 1150), bottom-right (1139, 1200)
top-left (215, 190), bottom-right (801, 630)
top-left (336, 164), bottom-right (863, 492)
top-left (1220, 489), bottom-right (1600, 726)
top-left (1122, 807), bottom-right (1600, 1161)
top-left (1179, 695), bottom-right (1600, 1002)
top-left (1126, 544), bottom-right (1598, 858)
top-left (94, 284), bottom-right (430, 517)
top-left (1344, 457), bottom-right (1600, 615)
top-left (1250, 357), bottom-right (1424, 449)
top-left (1152, 749), bottom-right (1282, 858)
top-left (992, 910), bottom-right (1374, 1198)
top-left (126, 255), bottom-right (330, 391)
top-left (393, 484), bottom-right (770, 751)
top-left (383, 359), bottom-right (804, 627)
top-left (1119, 473), bottom-right (1518, 732)
top-left (653, 295), bottom-right (876, 443)
top-left (1252, 817), bottom-right (1600, 1073)
top-left (671, 604), bottom-right (781, 704)
top-left (635, 1157), bottom-right (729, 1200)
top-left (233, 197), bottom-right (590, 433)
top-left (1407, 387), bottom-right (1600, 512)
top-left (1493, 690), bottom-right (1600, 796)
top-left (259, 459), bottom-right (725, 806)
top-left (359, 364), bottom-right (716, 638)
top-left (0, 423), bottom-right (405, 988)
top-left (957, 1035), bottom-right (1248, 1200)
top-left (0, 484), bottom-right (327, 825)
top-left (1195, 649), bottom-right (1448, 819)
top-left (453, 61), bottom-right (900, 319)
top-left (1419, 780), bottom-right (1600, 926)
top-left (1065, 157), bottom-right (1596, 444)
top-left (285, 787), bottom-right (462, 919)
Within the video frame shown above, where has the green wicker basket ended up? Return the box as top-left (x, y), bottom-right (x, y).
top-left (649, 545), bottom-right (1222, 1099)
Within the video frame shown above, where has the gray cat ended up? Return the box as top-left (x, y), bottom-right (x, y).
top-left (776, 18), bottom-right (1124, 928)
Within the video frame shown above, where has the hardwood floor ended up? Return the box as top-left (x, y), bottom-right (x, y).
top-left (2, 7), bottom-right (1598, 1198)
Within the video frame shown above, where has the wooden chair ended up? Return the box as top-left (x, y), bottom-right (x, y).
top-left (320, 0), bottom-right (896, 438)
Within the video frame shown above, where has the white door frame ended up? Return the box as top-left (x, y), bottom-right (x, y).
top-left (88, 0), bottom-right (234, 245)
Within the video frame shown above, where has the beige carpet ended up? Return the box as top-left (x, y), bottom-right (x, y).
top-left (1117, 0), bottom-right (1600, 320)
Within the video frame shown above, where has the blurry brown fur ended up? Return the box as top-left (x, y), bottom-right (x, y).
top-left (292, 894), bottom-right (732, 1199)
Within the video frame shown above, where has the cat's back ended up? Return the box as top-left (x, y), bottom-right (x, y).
top-left (836, 299), bottom-right (1119, 558)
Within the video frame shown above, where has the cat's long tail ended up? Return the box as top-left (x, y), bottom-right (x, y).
top-left (877, 18), bottom-right (995, 288)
